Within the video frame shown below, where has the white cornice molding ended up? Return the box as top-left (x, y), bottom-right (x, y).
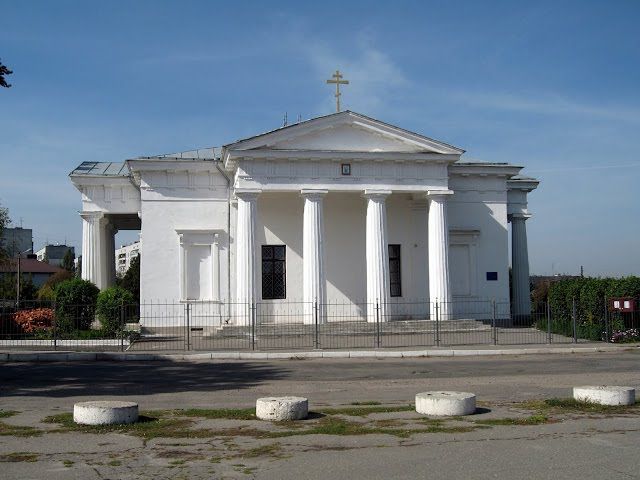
top-left (227, 149), bottom-right (460, 163)
top-left (507, 177), bottom-right (540, 192)
top-left (450, 163), bottom-right (523, 177)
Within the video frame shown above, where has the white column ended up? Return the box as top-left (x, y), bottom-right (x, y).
top-left (510, 214), bottom-right (531, 320)
top-left (235, 190), bottom-right (260, 325)
top-left (364, 190), bottom-right (391, 323)
top-left (427, 190), bottom-right (453, 320)
top-left (80, 211), bottom-right (104, 287)
top-left (302, 190), bottom-right (327, 324)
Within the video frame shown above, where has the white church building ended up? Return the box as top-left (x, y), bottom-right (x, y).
top-left (70, 111), bottom-right (538, 324)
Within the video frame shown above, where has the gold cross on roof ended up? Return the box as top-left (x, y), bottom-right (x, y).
top-left (326, 70), bottom-right (349, 113)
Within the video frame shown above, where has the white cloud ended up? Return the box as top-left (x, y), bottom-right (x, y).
top-left (448, 90), bottom-right (640, 124)
top-left (296, 35), bottom-right (409, 115)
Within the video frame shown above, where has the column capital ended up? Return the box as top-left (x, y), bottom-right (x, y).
top-left (363, 189), bottom-right (392, 200)
top-left (426, 189), bottom-right (454, 199)
top-left (79, 211), bottom-right (104, 221)
top-left (300, 189), bottom-right (328, 199)
top-left (508, 213), bottom-right (532, 222)
top-left (234, 188), bottom-right (262, 200)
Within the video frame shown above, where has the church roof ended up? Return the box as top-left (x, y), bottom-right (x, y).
top-left (70, 161), bottom-right (128, 177)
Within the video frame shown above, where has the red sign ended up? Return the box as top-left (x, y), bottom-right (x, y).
top-left (610, 297), bottom-right (635, 313)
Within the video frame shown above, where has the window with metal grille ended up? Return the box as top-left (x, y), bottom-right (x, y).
top-left (262, 245), bottom-right (286, 300)
top-left (389, 244), bottom-right (402, 297)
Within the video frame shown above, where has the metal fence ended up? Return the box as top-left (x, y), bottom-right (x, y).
top-left (1, 298), bottom-right (638, 352)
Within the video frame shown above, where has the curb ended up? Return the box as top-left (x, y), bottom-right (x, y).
top-left (0, 345), bottom-right (637, 362)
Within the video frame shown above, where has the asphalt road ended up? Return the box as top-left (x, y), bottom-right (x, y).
top-left (1, 351), bottom-right (639, 479)
top-left (1, 351), bottom-right (639, 410)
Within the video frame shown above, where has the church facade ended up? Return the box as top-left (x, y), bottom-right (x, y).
top-left (70, 111), bottom-right (538, 324)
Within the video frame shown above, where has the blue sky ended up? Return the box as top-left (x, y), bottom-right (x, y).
top-left (1, 0), bottom-right (638, 275)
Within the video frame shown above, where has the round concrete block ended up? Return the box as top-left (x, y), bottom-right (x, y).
top-left (415, 391), bottom-right (476, 416)
top-left (573, 386), bottom-right (636, 406)
top-left (256, 396), bottom-right (308, 421)
top-left (73, 401), bottom-right (139, 425)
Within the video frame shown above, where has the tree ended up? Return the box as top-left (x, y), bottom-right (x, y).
top-left (0, 59), bottom-right (13, 88)
top-left (117, 254), bottom-right (140, 303)
top-left (0, 204), bottom-right (9, 261)
top-left (61, 249), bottom-right (75, 273)
top-left (36, 270), bottom-right (74, 301)
top-left (0, 272), bottom-right (37, 301)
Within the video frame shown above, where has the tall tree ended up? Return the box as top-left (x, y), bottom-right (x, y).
top-left (117, 255), bottom-right (140, 303)
top-left (0, 59), bottom-right (12, 88)
top-left (0, 204), bottom-right (9, 260)
top-left (61, 249), bottom-right (76, 273)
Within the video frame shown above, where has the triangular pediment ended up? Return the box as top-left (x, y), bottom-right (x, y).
top-left (224, 111), bottom-right (464, 155)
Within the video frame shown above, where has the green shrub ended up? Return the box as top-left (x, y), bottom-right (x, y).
top-left (54, 279), bottom-right (99, 332)
top-left (96, 286), bottom-right (134, 335)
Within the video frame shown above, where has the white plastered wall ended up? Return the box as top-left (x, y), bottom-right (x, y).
top-left (139, 169), bottom-right (230, 326)
top-left (447, 174), bottom-right (510, 316)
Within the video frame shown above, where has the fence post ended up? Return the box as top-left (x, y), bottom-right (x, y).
top-left (251, 301), bottom-right (256, 351)
top-left (491, 300), bottom-right (497, 345)
top-left (120, 301), bottom-right (125, 352)
top-left (185, 302), bottom-right (191, 351)
top-left (435, 301), bottom-right (440, 347)
top-left (314, 299), bottom-right (319, 349)
top-left (375, 300), bottom-right (380, 348)
top-left (604, 296), bottom-right (610, 343)
top-left (572, 297), bottom-right (578, 344)
top-left (546, 301), bottom-right (552, 344)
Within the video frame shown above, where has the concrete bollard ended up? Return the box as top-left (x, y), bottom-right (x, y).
top-left (415, 391), bottom-right (476, 416)
top-left (256, 396), bottom-right (308, 421)
top-left (73, 401), bottom-right (139, 425)
top-left (573, 386), bottom-right (636, 406)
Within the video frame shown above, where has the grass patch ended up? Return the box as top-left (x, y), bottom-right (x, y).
top-left (475, 414), bottom-right (550, 426)
top-left (318, 405), bottom-right (414, 417)
top-left (236, 443), bottom-right (284, 458)
top-left (517, 398), bottom-right (640, 415)
top-left (169, 459), bottom-right (186, 466)
top-left (40, 407), bottom-right (480, 441)
top-left (349, 401), bottom-right (382, 406)
top-left (0, 421), bottom-right (42, 437)
top-left (63, 460), bottom-right (75, 467)
top-left (0, 452), bottom-right (38, 463)
top-left (107, 460), bottom-right (121, 466)
top-left (0, 410), bottom-right (18, 419)
top-left (157, 408), bottom-right (256, 421)
top-left (43, 413), bottom-right (209, 440)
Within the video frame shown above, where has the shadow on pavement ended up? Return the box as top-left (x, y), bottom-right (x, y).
top-left (0, 361), bottom-right (290, 398)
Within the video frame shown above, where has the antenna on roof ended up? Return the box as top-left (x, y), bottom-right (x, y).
top-left (283, 112), bottom-right (288, 127)
top-left (297, 114), bottom-right (302, 123)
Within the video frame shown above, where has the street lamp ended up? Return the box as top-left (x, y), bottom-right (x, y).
top-left (16, 248), bottom-right (32, 308)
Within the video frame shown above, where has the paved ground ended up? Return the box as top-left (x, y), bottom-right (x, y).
top-left (1, 351), bottom-right (639, 479)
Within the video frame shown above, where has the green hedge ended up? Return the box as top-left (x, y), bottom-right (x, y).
top-left (96, 286), bottom-right (134, 336)
top-left (546, 276), bottom-right (640, 341)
